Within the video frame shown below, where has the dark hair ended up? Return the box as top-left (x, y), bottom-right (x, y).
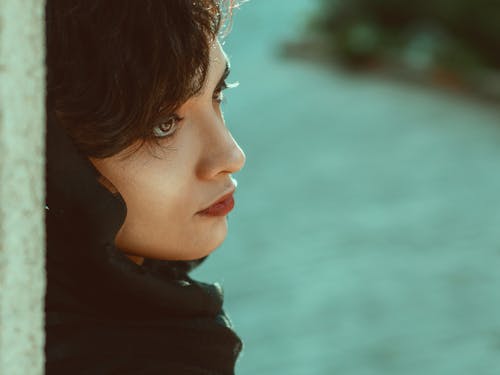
top-left (46, 0), bottom-right (235, 158)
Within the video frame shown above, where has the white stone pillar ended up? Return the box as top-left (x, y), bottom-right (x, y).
top-left (0, 0), bottom-right (46, 374)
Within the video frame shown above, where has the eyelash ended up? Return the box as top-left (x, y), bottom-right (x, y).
top-left (213, 81), bottom-right (228, 104)
top-left (152, 79), bottom-right (235, 139)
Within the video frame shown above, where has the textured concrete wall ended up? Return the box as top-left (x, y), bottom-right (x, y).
top-left (0, 0), bottom-right (46, 374)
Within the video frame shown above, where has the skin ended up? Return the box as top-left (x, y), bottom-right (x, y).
top-left (89, 41), bottom-right (246, 265)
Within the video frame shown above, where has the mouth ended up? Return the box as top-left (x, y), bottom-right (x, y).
top-left (197, 188), bottom-right (236, 216)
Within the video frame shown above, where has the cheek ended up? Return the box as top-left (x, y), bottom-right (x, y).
top-left (119, 171), bottom-right (192, 223)
top-left (127, 196), bottom-right (173, 225)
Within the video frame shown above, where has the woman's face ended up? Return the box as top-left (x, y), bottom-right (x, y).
top-left (89, 41), bottom-right (246, 264)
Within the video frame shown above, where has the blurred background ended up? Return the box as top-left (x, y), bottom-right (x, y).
top-left (192, 0), bottom-right (500, 374)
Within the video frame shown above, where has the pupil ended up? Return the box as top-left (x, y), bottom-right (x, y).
top-left (162, 119), bottom-right (174, 131)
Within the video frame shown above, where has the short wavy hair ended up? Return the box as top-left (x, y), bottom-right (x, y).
top-left (46, 0), bottom-right (235, 158)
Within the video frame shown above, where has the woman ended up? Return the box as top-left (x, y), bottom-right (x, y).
top-left (45, 1), bottom-right (246, 373)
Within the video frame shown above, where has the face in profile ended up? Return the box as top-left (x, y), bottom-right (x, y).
top-left (90, 41), bottom-right (246, 264)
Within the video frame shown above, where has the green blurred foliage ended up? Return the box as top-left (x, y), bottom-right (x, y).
top-left (312, 0), bottom-right (500, 72)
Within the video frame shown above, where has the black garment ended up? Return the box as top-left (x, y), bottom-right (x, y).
top-left (44, 114), bottom-right (242, 374)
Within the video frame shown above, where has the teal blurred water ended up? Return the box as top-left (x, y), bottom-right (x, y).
top-left (192, 1), bottom-right (500, 374)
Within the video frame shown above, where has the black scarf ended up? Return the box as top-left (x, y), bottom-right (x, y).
top-left (44, 114), bottom-right (242, 374)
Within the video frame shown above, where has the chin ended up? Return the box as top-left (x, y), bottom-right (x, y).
top-left (152, 241), bottom-right (223, 261)
top-left (183, 231), bottom-right (228, 260)
top-left (178, 220), bottom-right (229, 260)
top-left (117, 217), bottom-right (229, 261)
top-left (142, 234), bottom-right (227, 262)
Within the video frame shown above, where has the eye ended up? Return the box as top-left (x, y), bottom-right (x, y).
top-left (213, 80), bottom-right (239, 104)
top-left (213, 89), bottom-right (225, 104)
top-left (152, 115), bottom-right (182, 138)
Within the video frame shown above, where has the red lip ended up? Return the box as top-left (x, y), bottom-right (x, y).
top-left (198, 189), bottom-right (236, 216)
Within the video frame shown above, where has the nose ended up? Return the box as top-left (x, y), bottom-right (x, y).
top-left (196, 115), bottom-right (246, 180)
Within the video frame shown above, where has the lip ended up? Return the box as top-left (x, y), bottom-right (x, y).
top-left (197, 188), bottom-right (236, 216)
